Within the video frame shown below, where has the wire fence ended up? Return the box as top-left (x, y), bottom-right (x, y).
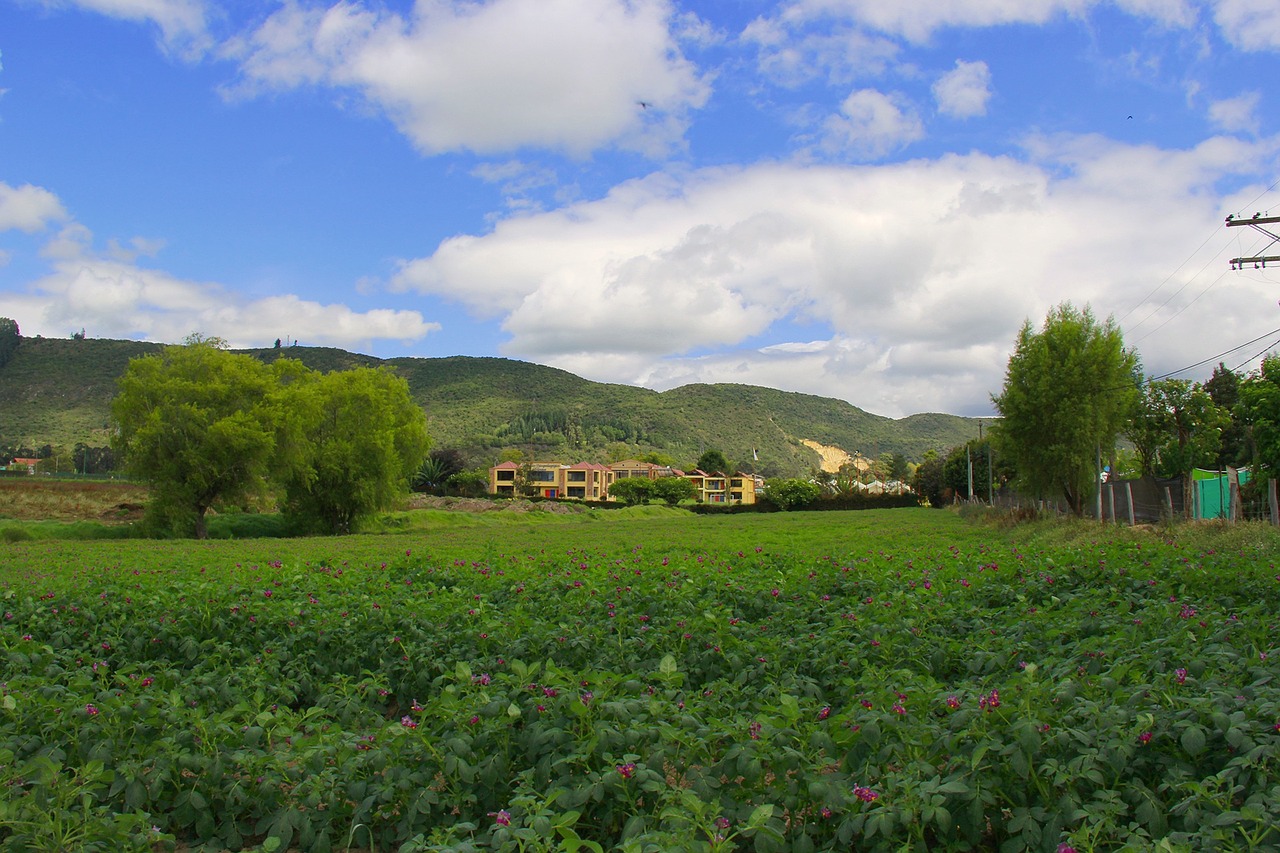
top-left (983, 474), bottom-right (1280, 526)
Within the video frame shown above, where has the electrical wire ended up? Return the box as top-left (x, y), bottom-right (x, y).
top-left (1114, 175), bottom-right (1280, 334)
top-left (1231, 334), bottom-right (1280, 373)
top-left (1144, 326), bottom-right (1280, 383)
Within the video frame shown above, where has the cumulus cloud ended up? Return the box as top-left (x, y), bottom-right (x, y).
top-left (221, 0), bottom-right (710, 157)
top-left (49, 0), bottom-right (212, 55)
top-left (819, 89), bottom-right (924, 158)
top-left (392, 135), bottom-right (1278, 417)
top-left (0, 182), bottom-right (68, 232)
top-left (778, 0), bottom-right (1196, 42)
top-left (2, 250), bottom-right (440, 350)
top-left (933, 60), bottom-right (992, 119)
top-left (1213, 0), bottom-right (1280, 50)
top-left (1208, 91), bottom-right (1261, 133)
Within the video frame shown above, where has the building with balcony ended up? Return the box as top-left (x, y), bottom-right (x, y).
top-left (488, 459), bottom-right (759, 504)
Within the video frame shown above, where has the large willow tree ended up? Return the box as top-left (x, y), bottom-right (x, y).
top-left (992, 303), bottom-right (1139, 515)
top-left (111, 336), bottom-right (282, 539)
top-left (113, 337), bottom-right (430, 538)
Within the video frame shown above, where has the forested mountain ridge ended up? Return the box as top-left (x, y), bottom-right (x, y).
top-left (0, 334), bottom-right (980, 475)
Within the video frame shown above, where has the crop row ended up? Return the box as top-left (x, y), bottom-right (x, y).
top-left (3, 517), bottom-right (1280, 851)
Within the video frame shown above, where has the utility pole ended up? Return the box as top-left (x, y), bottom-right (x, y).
top-left (967, 445), bottom-right (974, 500)
top-left (1226, 214), bottom-right (1280, 269)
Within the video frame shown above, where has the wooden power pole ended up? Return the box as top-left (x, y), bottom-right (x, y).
top-left (1226, 213), bottom-right (1280, 269)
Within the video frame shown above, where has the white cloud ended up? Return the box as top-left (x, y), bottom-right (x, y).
top-left (933, 60), bottom-right (992, 119)
top-left (779, 0), bottom-right (1195, 42)
top-left (49, 0), bottom-right (211, 55)
top-left (1213, 0), bottom-right (1280, 50)
top-left (393, 135), bottom-right (1278, 417)
top-left (0, 182), bottom-right (68, 232)
top-left (819, 88), bottom-right (924, 158)
top-left (1208, 91), bottom-right (1261, 133)
top-left (222, 0), bottom-right (710, 157)
top-left (2, 254), bottom-right (440, 350)
top-left (741, 17), bottom-right (899, 87)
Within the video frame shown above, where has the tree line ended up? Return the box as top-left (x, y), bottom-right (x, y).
top-left (919, 302), bottom-right (1276, 517)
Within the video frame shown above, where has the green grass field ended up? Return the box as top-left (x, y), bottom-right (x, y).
top-left (4, 507), bottom-right (1280, 852)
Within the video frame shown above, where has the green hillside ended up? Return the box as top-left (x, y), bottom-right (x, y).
top-left (0, 335), bottom-right (981, 474)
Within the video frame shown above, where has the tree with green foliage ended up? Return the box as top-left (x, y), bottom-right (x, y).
top-left (412, 448), bottom-right (465, 494)
top-left (652, 475), bottom-right (697, 506)
top-left (889, 452), bottom-right (910, 482)
top-left (638, 451), bottom-right (677, 467)
top-left (608, 477), bottom-right (655, 505)
top-left (72, 443), bottom-right (115, 475)
top-left (1238, 355), bottom-right (1280, 479)
top-left (943, 440), bottom-right (993, 502)
top-left (1204, 362), bottom-right (1251, 468)
top-left (275, 367), bottom-right (430, 534)
top-left (992, 303), bottom-right (1139, 515)
top-left (448, 469), bottom-right (490, 498)
top-left (1127, 379), bottom-right (1228, 516)
top-left (695, 449), bottom-right (731, 474)
top-left (0, 317), bottom-right (19, 368)
top-left (112, 336), bottom-right (282, 539)
top-left (911, 451), bottom-right (947, 508)
top-left (764, 477), bottom-right (820, 510)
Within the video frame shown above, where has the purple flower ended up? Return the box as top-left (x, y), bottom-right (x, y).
top-left (617, 762), bottom-right (636, 779)
top-left (1138, 731), bottom-right (1153, 745)
top-left (1175, 668), bottom-right (1188, 684)
top-left (853, 785), bottom-right (879, 802)
top-left (84, 704), bottom-right (99, 716)
top-left (491, 809), bottom-right (512, 826)
top-left (400, 715), bottom-right (417, 728)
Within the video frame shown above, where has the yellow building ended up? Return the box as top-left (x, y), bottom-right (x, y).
top-left (488, 459), bottom-right (759, 504)
top-left (683, 469), bottom-right (758, 504)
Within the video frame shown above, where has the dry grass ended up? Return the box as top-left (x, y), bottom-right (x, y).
top-left (0, 478), bottom-right (148, 523)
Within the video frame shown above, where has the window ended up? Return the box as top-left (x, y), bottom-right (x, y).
top-left (567, 471), bottom-right (586, 482)
top-left (496, 470), bottom-right (515, 481)
top-left (568, 487), bottom-right (586, 498)
top-left (530, 469), bottom-right (556, 482)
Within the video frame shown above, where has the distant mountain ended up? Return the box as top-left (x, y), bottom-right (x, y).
top-left (0, 335), bottom-right (981, 475)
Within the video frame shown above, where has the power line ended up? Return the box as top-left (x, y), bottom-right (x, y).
top-left (1116, 227), bottom-right (1225, 329)
top-left (1128, 264), bottom-right (1231, 345)
top-left (1145, 326), bottom-right (1280, 383)
top-left (1231, 334), bottom-right (1280, 373)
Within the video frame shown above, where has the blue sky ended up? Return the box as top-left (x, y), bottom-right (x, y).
top-left (2, 0), bottom-right (1278, 418)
